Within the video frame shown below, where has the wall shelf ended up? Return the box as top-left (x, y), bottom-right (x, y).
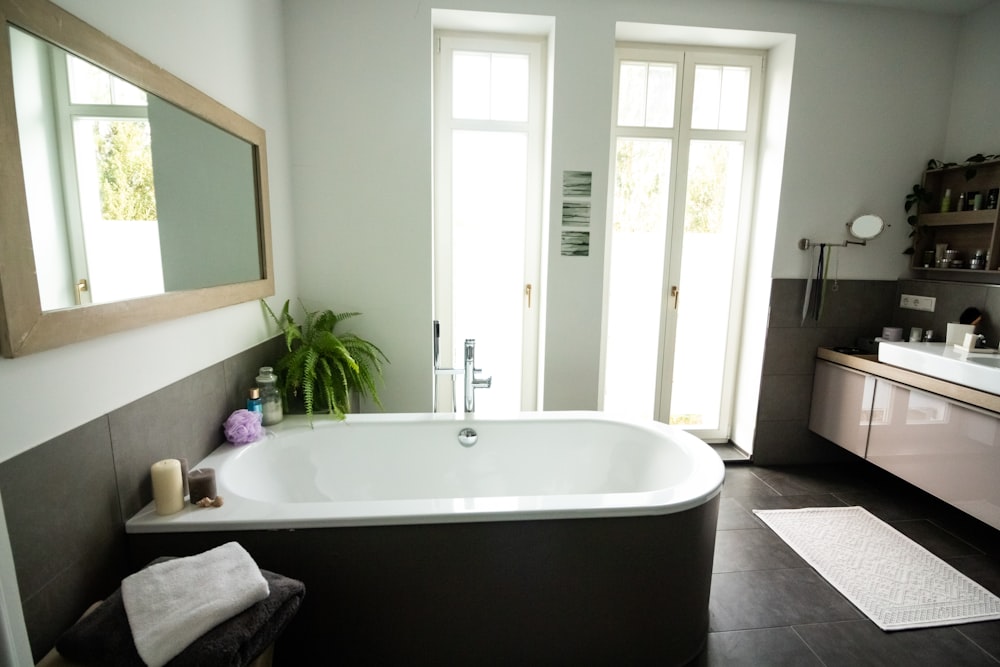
top-left (911, 159), bottom-right (1000, 276)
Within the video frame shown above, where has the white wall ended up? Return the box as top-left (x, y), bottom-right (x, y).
top-left (945, 1), bottom-right (1000, 159)
top-left (284, 0), bottom-right (961, 413)
top-left (0, 0), bottom-right (297, 462)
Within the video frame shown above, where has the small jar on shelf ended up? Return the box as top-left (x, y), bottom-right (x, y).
top-left (257, 366), bottom-right (283, 425)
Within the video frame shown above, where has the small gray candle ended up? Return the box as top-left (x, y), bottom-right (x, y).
top-left (188, 468), bottom-right (217, 504)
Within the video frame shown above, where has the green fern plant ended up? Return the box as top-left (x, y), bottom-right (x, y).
top-left (262, 299), bottom-right (388, 421)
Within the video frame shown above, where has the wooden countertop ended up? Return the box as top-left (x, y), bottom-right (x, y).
top-left (816, 347), bottom-right (1000, 414)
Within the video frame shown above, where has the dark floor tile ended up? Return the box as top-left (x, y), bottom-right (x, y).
top-left (732, 492), bottom-right (847, 512)
top-left (833, 488), bottom-right (950, 523)
top-left (709, 568), bottom-right (861, 632)
top-left (946, 554), bottom-right (1000, 597)
top-left (716, 498), bottom-right (763, 531)
top-left (957, 620), bottom-right (1000, 662)
top-left (794, 619), bottom-right (998, 667)
top-left (933, 512), bottom-right (1000, 557)
top-left (750, 463), bottom-right (881, 496)
top-left (890, 519), bottom-right (985, 559)
top-left (721, 468), bottom-right (778, 498)
top-left (713, 528), bottom-right (806, 573)
top-left (703, 627), bottom-right (823, 666)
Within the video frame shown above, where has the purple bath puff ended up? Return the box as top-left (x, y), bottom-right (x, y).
top-left (224, 409), bottom-right (264, 445)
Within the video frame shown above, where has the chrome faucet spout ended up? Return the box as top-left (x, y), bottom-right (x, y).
top-left (463, 339), bottom-right (492, 413)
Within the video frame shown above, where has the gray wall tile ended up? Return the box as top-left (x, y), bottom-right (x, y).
top-left (757, 374), bottom-right (814, 423)
top-left (0, 417), bottom-right (126, 658)
top-left (109, 364), bottom-right (229, 519)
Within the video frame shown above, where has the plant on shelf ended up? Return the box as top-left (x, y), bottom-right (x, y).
top-left (903, 181), bottom-right (934, 255)
top-left (902, 154), bottom-right (1000, 254)
top-left (262, 299), bottom-right (388, 421)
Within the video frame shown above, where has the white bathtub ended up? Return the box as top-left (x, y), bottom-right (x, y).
top-left (127, 411), bottom-right (724, 532)
top-left (126, 411), bottom-right (725, 664)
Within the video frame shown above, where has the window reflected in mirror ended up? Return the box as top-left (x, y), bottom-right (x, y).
top-left (9, 25), bottom-right (263, 312)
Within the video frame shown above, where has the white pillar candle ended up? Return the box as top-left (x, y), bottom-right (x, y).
top-left (151, 459), bottom-right (185, 516)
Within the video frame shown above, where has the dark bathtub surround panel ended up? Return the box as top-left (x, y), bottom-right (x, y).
top-left (0, 417), bottom-right (127, 660)
top-left (129, 496), bottom-right (721, 666)
top-left (0, 336), bottom-right (283, 661)
top-left (754, 279), bottom-right (897, 466)
top-left (893, 278), bottom-right (1000, 347)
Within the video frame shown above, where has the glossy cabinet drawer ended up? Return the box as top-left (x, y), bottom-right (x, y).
top-left (809, 360), bottom-right (877, 457)
top-left (867, 378), bottom-right (1000, 530)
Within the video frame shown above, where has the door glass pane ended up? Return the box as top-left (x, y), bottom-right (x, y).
top-left (645, 64), bottom-right (676, 128)
top-left (452, 51), bottom-right (528, 122)
top-left (452, 51), bottom-right (491, 120)
top-left (490, 53), bottom-right (529, 122)
top-left (617, 61), bottom-right (676, 128)
top-left (451, 129), bottom-right (527, 412)
top-left (691, 65), bottom-right (750, 131)
top-left (604, 137), bottom-right (672, 419)
top-left (668, 140), bottom-right (744, 429)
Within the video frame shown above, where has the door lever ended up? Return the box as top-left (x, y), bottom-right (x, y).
top-left (75, 278), bottom-right (89, 306)
top-left (671, 285), bottom-right (679, 310)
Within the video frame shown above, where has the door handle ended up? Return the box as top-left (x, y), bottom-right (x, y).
top-left (671, 285), bottom-right (679, 310)
top-left (75, 278), bottom-right (89, 306)
top-left (525, 283), bottom-right (532, 309)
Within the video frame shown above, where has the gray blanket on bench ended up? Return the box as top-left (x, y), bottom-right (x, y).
top-left (55, 565), bottom-right (304, 667)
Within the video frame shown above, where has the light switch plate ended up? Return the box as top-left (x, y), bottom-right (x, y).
top-left (900, 294), bottom-right (935, 312)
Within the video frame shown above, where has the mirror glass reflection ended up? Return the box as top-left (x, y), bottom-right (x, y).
top-left (848, 213), bottom-right (885, 241)
top-left (9, 26), bottom-right (263, 312)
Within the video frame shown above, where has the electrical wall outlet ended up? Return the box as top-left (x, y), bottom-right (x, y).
top-left (900, 294), bottom-right (936, 312)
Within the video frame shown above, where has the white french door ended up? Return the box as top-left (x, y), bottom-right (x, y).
top-left (603, 46), bottom-right (762, 441)
top-left (433, 33), bottom-right (545, 412)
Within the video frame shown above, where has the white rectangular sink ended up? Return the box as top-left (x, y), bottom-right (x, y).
top-left (877, 341), bottom-right (1000, 394)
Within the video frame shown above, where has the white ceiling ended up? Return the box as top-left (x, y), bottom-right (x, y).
top-left (796, 0), bottom-right (994, 15)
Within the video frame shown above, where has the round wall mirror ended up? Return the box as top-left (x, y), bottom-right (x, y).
top-left (847, 214), bottom-right (885, 240)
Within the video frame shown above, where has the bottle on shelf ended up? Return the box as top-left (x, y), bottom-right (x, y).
top-left (940, 188), bottom-right (951, 212)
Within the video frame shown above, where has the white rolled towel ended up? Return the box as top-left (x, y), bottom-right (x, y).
top-left (121, 541), bottom-right (269, 667)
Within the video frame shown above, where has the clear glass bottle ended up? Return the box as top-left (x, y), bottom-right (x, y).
top-left (256, 366), bottom-right (283, 425)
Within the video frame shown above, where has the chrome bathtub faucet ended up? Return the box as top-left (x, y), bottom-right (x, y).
top-left (464, 339), bottom-right (492, 413)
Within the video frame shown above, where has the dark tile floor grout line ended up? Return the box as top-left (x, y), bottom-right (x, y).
top-left (745, 468), bottom-right (784, 496)
top-left (789, 624), bottom-right (831, 667)
top-left (927, 519), bottom-right (991, 556)
top-left (955, 626), bottom-right (1000, 661)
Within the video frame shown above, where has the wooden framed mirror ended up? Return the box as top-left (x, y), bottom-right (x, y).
top-left (0, 0), bottom-right (274, 357)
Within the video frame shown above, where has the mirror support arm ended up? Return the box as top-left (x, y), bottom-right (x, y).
top-left (798, 238), bottom-right (867, 250)
top-left (798, 215), bottom-right (886, 251)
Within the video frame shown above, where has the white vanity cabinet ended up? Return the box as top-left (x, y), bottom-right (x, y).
top-left (809, 348), bottom-right (1000, 530)
top-left (809, 360), bottom-right (877, 457)
top-left (866, 378), bottom-right (1000, 530)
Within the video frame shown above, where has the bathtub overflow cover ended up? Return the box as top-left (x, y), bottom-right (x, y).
top-left (457, 428), bottom-right (478, 447)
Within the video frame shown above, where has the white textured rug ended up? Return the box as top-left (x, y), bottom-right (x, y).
top-left (753, 506), bottom-right (1000, 631)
